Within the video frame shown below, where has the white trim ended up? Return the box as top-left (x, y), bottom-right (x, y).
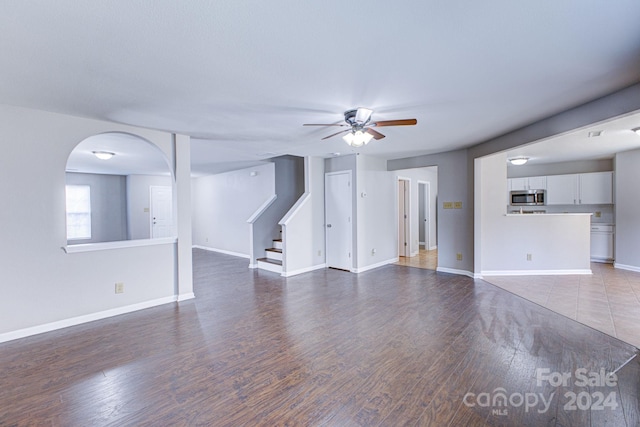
top-left (248, 263), bottom-right (258, 269)
top-left (256, 260), bottom-right (283, 274)
top-left (247, 194), bottom-right (277, 223)
top-left (281, 263), bottom-right (326, 277)
top-left (64, 237), bottom-right (177, 253)
top-left (411, 250), bottom-right (419, 257)
top-left (352, 257), bottom-right (398, 273)
top-left (429, 245), bottom-right (438, 251)
top-left (481, 269), bottom-right (592, 276)
top-left (192, 245), bottom-right (249, 259)
top-left (614, 263), bottom-right (640, 273)
top-left (279, 192), bottom-right (310, 226)
top-left (436, 267), bottom-right (476, 278)
top-left (419, 241), bottom-right (426, 246)
top-left (177, 292), bottom-right (195, 302)
top-left (0, 295), bottom-right (178, 344)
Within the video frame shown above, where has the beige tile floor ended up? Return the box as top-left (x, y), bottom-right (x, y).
top-left (484, 263), bottom-right (640, 349)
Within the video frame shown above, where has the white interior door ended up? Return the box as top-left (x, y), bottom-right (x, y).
top-left (398, 179), bottom-right (409, 257)
top-left (325, 171), bottom-right (352, 271)
top-left (150, 186), bottom-right (173, 238)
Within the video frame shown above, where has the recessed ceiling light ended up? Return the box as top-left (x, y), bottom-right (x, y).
top-left (92, 151), bottom-right (115, 160)
top-left (588, 130), bottom-right (603, 137)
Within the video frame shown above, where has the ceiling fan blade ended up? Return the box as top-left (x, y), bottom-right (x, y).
top-left (371, 119), bottom-right (417, 127)
top-left (365, 128), bottom-right (385, 140)
top-left (303, 123), bottom-right (348, 127)
top-left (321, 129), bottom-right (351, 140)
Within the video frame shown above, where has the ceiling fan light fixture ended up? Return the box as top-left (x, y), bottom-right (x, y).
top-left (343, 130), bottom-right (373, 147)
top-left (354, 108), bottom-right (373, 124)
top-left (92, 151), bottom-right (115, 160)
top-left (509, 157), bottom-right (529, 166)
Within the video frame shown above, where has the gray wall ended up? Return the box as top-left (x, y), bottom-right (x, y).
top-left (66, 172), bottom-right (127, 244)
top-left (615, 148), bottom-right (640, 269)
top-left (389, 149), bottom-right (471, 273)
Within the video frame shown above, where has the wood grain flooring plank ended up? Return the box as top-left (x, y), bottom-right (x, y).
top-left (0, 250), bottom-right (638, 426)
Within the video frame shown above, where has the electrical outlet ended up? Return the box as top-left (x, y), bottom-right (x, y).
top-left (443, 202), bottom-right (453, 209)
top-left (456, 253), bottom-right (463, 261)
top-left (205, 237), bottom-right (209, 242)
top-left (454, 201), bottom-right (463, 209)
top-left (527, 254), bottom-right (532, 261)
top-left (115, 282), bottom-right (124, 294)
top-left (595, 211), bottom-right (602, 218)
top-left (317, 250), bottom-right (322, 256)
top-left (371, 248), bottom-right (376, 256)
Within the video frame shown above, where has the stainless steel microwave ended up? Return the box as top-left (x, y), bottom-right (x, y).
top-left (510, 190), bottom-right (546, 206)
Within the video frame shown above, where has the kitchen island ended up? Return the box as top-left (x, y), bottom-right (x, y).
top-left (480, 212), bottom-right (592, 276)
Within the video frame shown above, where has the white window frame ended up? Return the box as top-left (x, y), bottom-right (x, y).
top-left (66, 184), bottom-right (92, 240)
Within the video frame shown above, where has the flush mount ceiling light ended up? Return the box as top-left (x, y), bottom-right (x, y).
top-left (92, 151), bottom-right (115, 160)
top-left (632, 127), bottom-right (640, 135)
top-left (509, 157), bottom-right (529, 166)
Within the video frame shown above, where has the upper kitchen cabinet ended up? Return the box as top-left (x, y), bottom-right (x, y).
top-left (579, 171), bottom-right (613, 204)
top-left (509, 176), bottom-right (547, 191)
top-left (546, 174), bottom-right (577, 204)
top-left (546, 171), bottom-right (613, 205)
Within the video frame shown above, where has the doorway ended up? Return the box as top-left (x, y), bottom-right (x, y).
top-left (325, 171), bottom-right (353, 271)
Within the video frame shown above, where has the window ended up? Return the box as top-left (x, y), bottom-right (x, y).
top-left (66, 185), bottom-right (91, 240)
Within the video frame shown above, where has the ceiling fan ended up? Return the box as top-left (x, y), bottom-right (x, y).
top-left (303, 108), bottom-right (417, 147)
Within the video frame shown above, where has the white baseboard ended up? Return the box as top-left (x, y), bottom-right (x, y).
top-left (177, 292), bottom-right (195, 302)
top-left (282, 263), bottom-right (326, 277)
top-left (436, 267), bottom-right (475, 278)
top-left (248, 263), bottom-right (257, 269)
top-left (352, 257), bottom-right (398, 273)
top-left (614, 263), bottom-right (640, 273)
top-left (411, 251), bottom-right (419, 257)
top-left (429, 245), bottom-right (438, 251)
top-left (481, 269), bottom-right (592, 276)
top-left (0, 295), bottom-right (180, 344)
top-left (192, 245), bottom-right (249, 259)
top-left (419, 241), bottom-right (425, 246)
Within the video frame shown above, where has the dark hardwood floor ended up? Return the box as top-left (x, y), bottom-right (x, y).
top-left (1, 249), bottom-right (638, 426)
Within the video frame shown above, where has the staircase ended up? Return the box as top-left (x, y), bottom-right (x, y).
top-left (257, 238), bottom-right (283, 274)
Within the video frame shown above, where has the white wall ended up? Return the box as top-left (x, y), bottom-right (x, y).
top-left (393, 167), bottom-right (438, 254)
top-left (0, 104), bottom-right (185, 340)
top-left (191, 162), bottom-right (275, 257)
top-left (281, 156), bottom-right (326, 275)
top-left (478, 152), bottom-right (591, 274)
top-left (127, 174), bottom-right (173, 240)
top-left (355, 155), bottom-right (397, 271)
top-left (615, 148), bottom-right (640, 271)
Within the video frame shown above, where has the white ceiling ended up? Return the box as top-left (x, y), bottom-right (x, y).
top-left (2, 1), bottom-right (640, 175)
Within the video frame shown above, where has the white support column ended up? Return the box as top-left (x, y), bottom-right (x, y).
top-left (174, 133), bottom-right (194, 301)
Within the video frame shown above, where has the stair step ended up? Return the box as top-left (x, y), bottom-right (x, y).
top-left (266, 248), bottom-right (283, 261)
top-left (257, 257), bottom-right (282, 266)
top-left (257, 257), bottom-right (282, 274)
top-left (273, 239), bottom-right (283, 250)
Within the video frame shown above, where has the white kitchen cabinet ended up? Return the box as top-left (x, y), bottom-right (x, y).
top-left (546, 174), bottom-right (577, 205)
top-left (546, 172), bottom-right (613, 205)
top-left (579, 172), bottom-right (613, 204)
top-left (590, 224), bottom-right (614, 262)
top-left (509, 176), bottom-right (547, 191)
